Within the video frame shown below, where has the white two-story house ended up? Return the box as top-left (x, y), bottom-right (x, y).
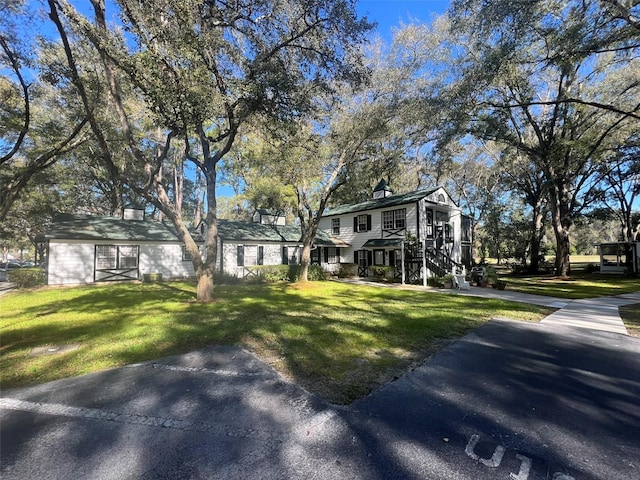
top-left (317, 180), bottom-right (472, 281)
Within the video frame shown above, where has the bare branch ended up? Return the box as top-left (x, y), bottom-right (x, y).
top-left (0, 35), bottom-right (30, 165)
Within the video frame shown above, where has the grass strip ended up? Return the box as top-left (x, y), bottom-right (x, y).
top-left (500, 273), bottom-right (640, 299)
top-left (620, 304), bottom-right (640, 338)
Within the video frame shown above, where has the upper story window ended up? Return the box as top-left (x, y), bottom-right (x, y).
top-left (436, 211), bottom-right (449, 224)
top-left (354, 214), bottom-right (371, 232)
top-left (332, 218), bottom-right (340, 235)
top-left (462, 216), bottom-right (472, 243)
top-left (426, 209), bottom-right (434, 239)
top-left (382, 208), bottom-right (406, 230)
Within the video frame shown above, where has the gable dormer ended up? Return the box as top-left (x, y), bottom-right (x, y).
top-left (252, 209), bottom-right (286, 226)
top-left (122, 204), bottom-right (145, 221)
top-left (372, 179), bottom-right (393, 199)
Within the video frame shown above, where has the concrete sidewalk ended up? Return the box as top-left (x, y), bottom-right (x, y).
top-left (452, 287), bottom-right (640, 335)
top-left (539, 293), bottom-right (640, 334)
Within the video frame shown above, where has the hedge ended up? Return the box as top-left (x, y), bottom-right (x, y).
top-left (7, 268), bottom-right (45, 288)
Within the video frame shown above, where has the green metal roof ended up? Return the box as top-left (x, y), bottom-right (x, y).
top-left (44, 214), bottom-right (347, 246)
top-left (218, 220), bottom-right (348, 246)
top-left (324, 186), bottom-right (441, 216)
top-left (217, 219), bottom-right (302, 242)
top-left (313, 228), bottom-right (350, 247)
top-left (44, 214), bottom-right (198, 242)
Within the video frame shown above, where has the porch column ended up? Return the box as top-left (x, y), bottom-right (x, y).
top-left (422, 239), bottom-right (427, 287)
top-left (401, 240), bottom-right (405, 285)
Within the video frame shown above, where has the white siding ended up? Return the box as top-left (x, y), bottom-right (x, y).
top-left (221, 242), bottom-right (299, 277)
top-left (47, 241), bottom-right (95, 285)
top-left (222, 242), bottom-right (242, 277)
top-left (319, 203), bottom-right (420, 261)
top-left (46, 240), bottom-right (196, 285)
top-left (139, 244), bottom-right (195, 279)
top-left (263, 244), bottom-right (284, 265)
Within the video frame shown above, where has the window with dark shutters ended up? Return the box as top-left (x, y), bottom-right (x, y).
top-left (258, 246), bottom-right (264, 265)
top-left (237, 245), bottom-right (244, 266)
top-left (354, 214), bottom-right (371, 232)
top-left (282, 246), bottom-right (289, 265)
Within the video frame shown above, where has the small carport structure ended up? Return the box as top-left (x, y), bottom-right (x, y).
top-left (598, 241), bottom-right (639, 275)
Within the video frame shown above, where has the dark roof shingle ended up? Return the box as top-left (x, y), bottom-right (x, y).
top-left (44, 214), bottom-right (347, 246)
top-left (324, 187), bottom-right (441, 216)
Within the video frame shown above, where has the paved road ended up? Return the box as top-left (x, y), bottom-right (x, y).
top-left (3, 323), bottom-right (639, 479)
top-left (2, 298), bottom-right (640, 479)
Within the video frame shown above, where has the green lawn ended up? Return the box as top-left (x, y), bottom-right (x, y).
top-left (501, 273), bottom-right (640, 299)
top-left (0, 280), bottom-right (551, 404)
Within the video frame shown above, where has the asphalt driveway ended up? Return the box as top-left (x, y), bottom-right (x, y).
top-left (2, 317), bottom-right (639, 480)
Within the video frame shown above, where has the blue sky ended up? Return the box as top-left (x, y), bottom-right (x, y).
top-left (356, 0), bottom-right (449, 38)
top-left (217, 1), bottom-right (451, 198)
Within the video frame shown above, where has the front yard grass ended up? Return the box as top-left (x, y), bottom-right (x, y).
top-left (0, 280), bottom-right (552, 404)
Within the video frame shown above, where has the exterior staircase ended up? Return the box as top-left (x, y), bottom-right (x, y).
top-left (424, 247), bottom-right (462, 277)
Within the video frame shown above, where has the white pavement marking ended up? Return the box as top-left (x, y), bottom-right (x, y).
top-left (137, 362), bottom-right (272, 377)
top-left (465, 434), bottom-right (506, 467)
top-left (464, 433), bottom-right (576, 480)
top-left (0, 397), bottom-right (280, 440)
top-left (511, 453), bottom-right (532, 480)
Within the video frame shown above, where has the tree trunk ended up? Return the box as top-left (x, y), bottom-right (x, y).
top-left (196, 161), bottom-right (218, 302)
top-left (547, 174), bottom-right (573, 277)
top-left (550, 197), bottom-right (571, 277)
top-left (298, 241), bottom-right (313, 282)
top-left (554, 226), bottom-right (571, 277)
top-left (528, 204), bottom-right (545, 274)
top-left (196, 269), bottom-right (215, 303)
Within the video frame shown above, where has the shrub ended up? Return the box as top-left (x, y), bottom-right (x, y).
top-left (585, 263), bottom-right (600, 273)
top-left (494, 279), bottom-right (507, 290)
top-left (337, 263), bottom-right (358, 278)
top-left (287, 265), bottom-right (326, 282)
top-left (486, 267), bottom-right (497, 283)
top-left (8, 268), bottom-right (44, 288)
top-left (252, 265), bottom-right (290, 282)
top-left (213, 271), bottom-right (243, 285)
top-left (370, 265), bottom-right (394, 280)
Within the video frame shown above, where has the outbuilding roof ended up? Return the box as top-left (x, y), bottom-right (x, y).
top-left (43, 214), bottom-right (347, 247)
top-left (323, 186), bottom-right (442, 216)
top-left (217, 219), bottom-right (348, 246)
top-left (43, 214), bottom-right (196, 242)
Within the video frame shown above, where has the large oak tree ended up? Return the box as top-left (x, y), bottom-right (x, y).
top-left (442, 0), bottom-right (640, 276)
top-left (52, 0), bottom-right (371, 301)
